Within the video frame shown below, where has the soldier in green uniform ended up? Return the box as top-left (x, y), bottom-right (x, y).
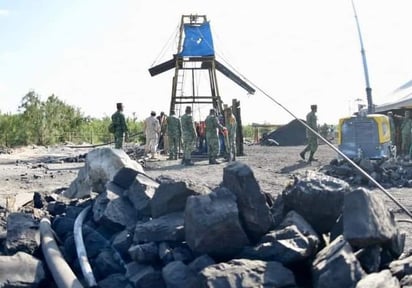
top-left (205, 108), bottom-right (226, 164)
top-left (400, 110), bottom-right (412, 155)
top-left (300, 104), bottom-right (318, 162)
top-left (387, 111), bottom-right (396, 145)
top-left (226, 109), bottom-right (237, 161)
top-left (180, 106), bottom-right (197, 166)
top-left (111, 103), bottom-right (128, 149)
top-left (166, 110), bottom-right (182, 160)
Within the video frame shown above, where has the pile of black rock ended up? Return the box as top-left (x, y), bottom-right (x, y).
top-left (1, 148), bottom-right (412, 287)
top-left (321, 156), bottom-right (412, 188)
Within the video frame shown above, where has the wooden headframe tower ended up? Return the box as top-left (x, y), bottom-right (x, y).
top-left (149, 14), bottom-right (255, 116)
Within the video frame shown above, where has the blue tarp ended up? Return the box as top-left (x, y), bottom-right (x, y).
top-left (179, 22), bottom-right (214, 57)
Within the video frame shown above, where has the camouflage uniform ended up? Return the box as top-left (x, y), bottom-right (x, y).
top-left (401, 111), bottom-right (412, 155)
top-left (300, 105), bottom-right (318, 162)
top-left (111, 110), bottom-right (128, 149)
top-left (160, 115), bottom-right (169, 155)
top-left (205, 110), bottom-right (225, 164)
top-left (166, 113), bottom-right (182, 160)
top-left (226, 112), bottom-right (237, 161)
top-left (180, 110), bottom-right (197, 165)
top-left (387, 112), bottom-right (396, 145)
top-left (157, 112), bottom-right (167, 152)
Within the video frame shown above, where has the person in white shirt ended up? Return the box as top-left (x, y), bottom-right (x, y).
top-left (143, 111), bottom-right (161, 158)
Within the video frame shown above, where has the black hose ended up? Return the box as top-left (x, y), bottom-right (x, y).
top-left (396, 219), bottom-right (412, 224)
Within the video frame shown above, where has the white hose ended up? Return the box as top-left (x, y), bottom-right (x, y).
top-left (40, 218), bottom-right (83, 288)
top-left (74, 205), bottom-right (97, 287)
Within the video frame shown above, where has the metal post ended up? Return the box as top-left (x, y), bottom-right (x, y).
top-left (351, 0), bottom-right (374, 113)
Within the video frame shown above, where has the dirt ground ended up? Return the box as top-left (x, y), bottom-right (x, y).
top-left (0, 143), bottom-right (328, 198)
top-left (1, 143), bottom-right (412, 250)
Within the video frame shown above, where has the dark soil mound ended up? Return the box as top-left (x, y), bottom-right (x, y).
top-left (261, 119), bottom-right (307, 146)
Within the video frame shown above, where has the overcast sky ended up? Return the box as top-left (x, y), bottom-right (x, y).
top-left (1, 0), bottom-right (411, 125)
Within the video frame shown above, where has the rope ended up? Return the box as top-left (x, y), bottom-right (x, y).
top-left (150, 22), bottom-right (180, 68)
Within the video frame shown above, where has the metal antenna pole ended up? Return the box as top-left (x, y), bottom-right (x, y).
top-left (351, 0), bottom-right (373, 114)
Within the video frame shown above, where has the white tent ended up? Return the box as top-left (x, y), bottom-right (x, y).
top-left (375, 79), bottom-right (412, 112)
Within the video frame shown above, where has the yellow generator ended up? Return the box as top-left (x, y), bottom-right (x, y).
top-left (337, 114), bottom-right (393, 159)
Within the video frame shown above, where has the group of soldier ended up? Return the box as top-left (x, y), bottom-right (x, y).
top-left (110, 103), bottom-right (237, 165)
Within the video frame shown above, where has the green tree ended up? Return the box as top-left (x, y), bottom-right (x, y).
top-left (19, 91), bottom-right (45, 145)
top-left (16, 92), bottom-right (86, 145)
top-left (242, 124), bottom-right (254, 140)
top-left (43, 94), bottom-right (84, 143)
top-left (0, 113), bottom-right (27, 146)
